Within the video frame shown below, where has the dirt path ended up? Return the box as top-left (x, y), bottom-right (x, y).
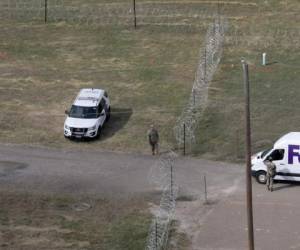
top-left (0, 143), bottom-right (242, 198)
top-left (0, 143), bottom-right (245, 248)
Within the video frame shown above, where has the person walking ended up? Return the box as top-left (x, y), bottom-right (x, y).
top-left (264, 156), bottom-right (276, 191)
top-left (147, 124), bottom-right (159, 155)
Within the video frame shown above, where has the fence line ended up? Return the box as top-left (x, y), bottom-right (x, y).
top-left (173, 17), bottom-right (227, 153)
top-left (0, 0), bottom-right (220, 28)
top-left (146, 151), bottom-right (178, 250)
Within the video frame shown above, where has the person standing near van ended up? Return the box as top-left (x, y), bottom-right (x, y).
top-left (264, 156), bottom-right (276, 192)
top-left (147, 124), bottom-right (159, 155)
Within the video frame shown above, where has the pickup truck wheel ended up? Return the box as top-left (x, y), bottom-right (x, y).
top-left (96, 126), bottom-right (102, 138)
top-left (106, 107), bottom-right (111, 122)
top-left (256, 171), bottom-right (267, 184)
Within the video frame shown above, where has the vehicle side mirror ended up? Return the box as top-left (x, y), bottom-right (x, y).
top-left (65, 110), bottom-right (69, 115)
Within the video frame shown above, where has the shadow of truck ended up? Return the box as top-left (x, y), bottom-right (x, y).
top-left (100, 107), bottom-right (133, 141)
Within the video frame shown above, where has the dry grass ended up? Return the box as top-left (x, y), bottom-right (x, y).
top-left (0, 190), bottom-right (152, 250)
top-left (0, 19), bottom-right (203, 153)
top-left (1, 1), bottom-right (299, 159)
top-left (194, 0), bottom-right (300, 161)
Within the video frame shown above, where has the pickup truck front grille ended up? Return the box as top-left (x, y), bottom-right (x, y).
top-left (70, 127), bottom-right (88, 133)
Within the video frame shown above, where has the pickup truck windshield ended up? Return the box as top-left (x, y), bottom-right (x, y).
top-left (69, 105), bottom-right (97, 119)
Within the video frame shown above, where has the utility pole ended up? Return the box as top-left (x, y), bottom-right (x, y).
top-left (133, 0), bottom-right (137, 28)
top-left (242, 60), bottom-right (255, 250)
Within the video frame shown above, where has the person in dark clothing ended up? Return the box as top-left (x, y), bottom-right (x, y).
top-left (147, 124), bottom-right (159, 155)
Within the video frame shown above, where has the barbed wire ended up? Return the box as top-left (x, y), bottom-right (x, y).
top-left (146, 150), bottom-right (178, 250)
top-left (173, 17), bottom-right (227, 153)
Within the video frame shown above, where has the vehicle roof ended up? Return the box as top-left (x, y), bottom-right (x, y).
top-left (73, 88), bottom-right (105, 107)
top-left (274, 132), bottom-right (300, 148)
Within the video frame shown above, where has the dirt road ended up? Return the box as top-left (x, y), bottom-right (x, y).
top-left (0, 143), bottom-right (242, 198)
top-left (1, 143), bottom-right (300, 250)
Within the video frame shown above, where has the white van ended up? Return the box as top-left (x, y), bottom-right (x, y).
top-left (252, 132), bottom-right (300, 184)
top-left (64, 88), bottom-right (110, 139)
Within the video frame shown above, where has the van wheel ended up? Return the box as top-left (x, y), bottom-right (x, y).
top-left (256, 171), bottom-right (267, 184)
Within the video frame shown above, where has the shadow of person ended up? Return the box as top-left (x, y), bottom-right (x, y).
top-left (100, 107), bottom-right (133, 141)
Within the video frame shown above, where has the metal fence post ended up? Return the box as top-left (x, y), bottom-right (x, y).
top-left (193, 89), bottom-right (196, 106)
top-left (155, 219), bottom-right (158, 250)
top-left (44, 0), bottom-right (48, 23)
top-left (133, 0), bottom-right (137, 28)
top-left (204, 47), bottom-right (207, 83)
top-left (183, 123), bottom-right (186, 155)
top-left (171, 163), bottom-right (173, 199)
top-left (204, 174), bottom-right (208, 204)
top-left (235, 129), bottom-right (240, 159)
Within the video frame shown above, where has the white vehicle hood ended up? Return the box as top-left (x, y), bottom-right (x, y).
top-left (65, 117), bottom-right (97, 128)
top-left (251, 151), bottom-right (263, 165)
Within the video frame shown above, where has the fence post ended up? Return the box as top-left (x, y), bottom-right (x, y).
top-left (170, 163), bottom-right (173, 199)
top-left (44, 0), bottom-right (48, 23)
top-left (204, 174), bottom-right (208, 204)
top-left (217, 1), bottom-right (221, 27)
top-left (133, 0), bottom-right (137, 28)
top-left (262, 52), bottom-right (267, 66)
top-left (204, 47), bottom-right (207, 83)
top-left (155, 219), bottom-right (158, 250)
top-left (183, 123), bottom-right (186, 156)
top-left (235, 129), bottom-right (239, 159)
top-left (193, 89), bottom-right (196, 106)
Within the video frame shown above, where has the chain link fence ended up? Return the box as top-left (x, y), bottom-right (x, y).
top-left (146, 151), bottom-right (178, 250)
top-left (173, 17), bottom-right (228, 153)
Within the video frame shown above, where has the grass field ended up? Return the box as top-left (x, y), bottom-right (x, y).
top-left (1, 1), bottom-right (299, 160)
top-left (1, 1), bottom-right (299, 249)
top-left (0, 191), bottom-right (152, 250)
top-left (0, 15), bottom-right (204, 153)
top-left (193, 0), bottom-right (300, 161)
